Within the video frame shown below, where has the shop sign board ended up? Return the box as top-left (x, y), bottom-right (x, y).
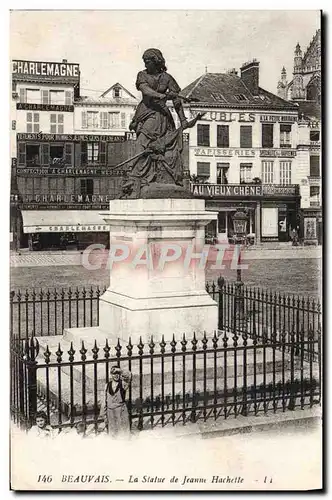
top-left (190, 111), bottom-right (297, 123)
top-left (17, 133), bottom-right (126, 142)
top-left (194, 148), bottom-right (296, 158)
top-left (191, 183), bottom-right (298, 198)
top-left (17, 103), bottom-right (74, 112)
top-left (16, 167), bottom-right (125, 176)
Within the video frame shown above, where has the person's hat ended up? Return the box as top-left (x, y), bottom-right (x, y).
top-left (110, 366), bottom-right (122, 374)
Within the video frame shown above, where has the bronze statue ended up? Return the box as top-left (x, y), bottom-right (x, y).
top-left (119, 48), bottom-right (203, 198)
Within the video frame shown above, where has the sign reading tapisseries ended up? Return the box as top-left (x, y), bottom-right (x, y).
top-left (12, 60), bottom-right (80, 78)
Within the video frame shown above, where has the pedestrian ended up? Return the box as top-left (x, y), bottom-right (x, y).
top-left (99, 366), bottom-right (132, 438)
top-left (28, 411), bottom-right (56, 439)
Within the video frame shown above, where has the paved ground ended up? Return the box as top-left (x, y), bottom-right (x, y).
top-left (10, 250), bottom-right (321, 298)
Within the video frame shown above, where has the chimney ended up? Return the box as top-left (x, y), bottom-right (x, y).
top-left (227, 68), bottom-right (238, 76)
top-left (62, 59), bottom-right (68, 63)
top-left (240, 59), bottom-right (259, 95)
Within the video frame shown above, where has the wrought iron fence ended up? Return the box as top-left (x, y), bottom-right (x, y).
top-left (10, 286), bottom-right (107, 339)
top-left (10, 281), bottom-right (322, 433)
top-left (10, 281), bottom-right (321, 343)
top-left (10, 329), bottom-right (321, 434)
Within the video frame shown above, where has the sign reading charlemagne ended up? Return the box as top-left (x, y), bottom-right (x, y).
top-left (12, 60), bottom-right (80, 78)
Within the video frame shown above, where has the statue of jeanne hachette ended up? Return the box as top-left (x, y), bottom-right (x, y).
top-left (119, 48), bottom-right (203, 199)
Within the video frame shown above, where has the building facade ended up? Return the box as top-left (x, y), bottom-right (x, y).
top-left (180, 61), bottom-right (301, 244)
top-left (11, 60), bottom-right (140, 250)
top-left (277, 29), bottom-right (321, 244)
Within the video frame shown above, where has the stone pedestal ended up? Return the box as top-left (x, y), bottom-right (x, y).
top-left (64, 198), bottom-right (218, 344)
top-left (97, 198), bottom-right (218, 343)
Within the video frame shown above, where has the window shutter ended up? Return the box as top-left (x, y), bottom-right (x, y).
top-left (99, 141), bottom-right (106, 164)
top-left (82, 111), bottom-right (87, 129)
top-left (121, 113), bottom-right (126, 129)
top-left (19, 88), bottom-right (26, 103)
top-left (65, 143), bottom-right (73, 166)
top-left (262, 124), bottom-right (274, 148)
top-left (75, 143), bottom-right (81, 167)
top-left (18, 143), bottom-right (26, 166)
top-left (310, 156), bottom-right (320, 177)
top-left (217, 125), bottom-right (229, 148)
top-left (81, 142), bottom-right (87, 165)
top-left (197, 162), bottom-right (210, 177)
top-left (65, 91), bottom-right (72, 105)
top-left (41, 144), bottom-right (50, 167)
top-left (41, 90), bottom-right (49, 105)
top-left (240, 126), bottom-right (252, 148)
top-left (197, 125), bottom-right (210, 147)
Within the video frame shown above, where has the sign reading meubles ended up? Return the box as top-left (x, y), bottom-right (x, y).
top-left (12, 60), bottom-right (80, 78)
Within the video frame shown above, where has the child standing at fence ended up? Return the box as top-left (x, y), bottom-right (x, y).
top-left (99, 366), bottom-right (132, 438)
top-left (28, 411), bottom-right (56, 439)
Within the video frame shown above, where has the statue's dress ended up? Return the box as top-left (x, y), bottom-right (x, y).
top-left (125, 70), bottom-right (184, 194)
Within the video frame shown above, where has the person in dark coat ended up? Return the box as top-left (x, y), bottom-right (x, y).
top-left (99, 366), bottom-right (132, 438)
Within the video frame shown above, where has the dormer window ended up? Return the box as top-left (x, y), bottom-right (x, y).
top-left (211, 92), bottom-right (226, 102)
top-left (113, 87), bottom-right (120, 98)
top-left (234, 94), bottom-right (248, 102)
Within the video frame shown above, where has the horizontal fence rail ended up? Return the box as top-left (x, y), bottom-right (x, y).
top-left (10, 330), bottom-right (321, 434)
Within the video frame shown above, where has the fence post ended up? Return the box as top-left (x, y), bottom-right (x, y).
top-left (217, 276), bottom-right (225, 330)
top-left (26, 335), bottom-right (39, 428)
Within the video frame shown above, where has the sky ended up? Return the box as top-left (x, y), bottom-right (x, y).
top-left (10, 10), bottom-right (321, 98)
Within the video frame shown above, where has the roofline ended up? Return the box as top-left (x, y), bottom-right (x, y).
top-left (183, 102), bottom-right (299, 111)
top-left (74, 100), bottom-right (137, 107)
top-left (100, 82), bottom-right (137, 100)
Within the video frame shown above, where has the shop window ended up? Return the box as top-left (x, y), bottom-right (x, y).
top-left (310, 155), bottom-right (320, 177)
top-left (262, 123), bottom-right (274, 148)
top-left (87, 143), bottom-right (99, 163)
top-left (240, 163), bottom-right (253, 183)
top-left (280, 161), bottom-right (292, 185)
top-left (196, 162), bottom-right (210, 180)
top-left (280, 124), bottom-right (292, 148)
top-left (217, 163), bottom-right (229, 184)
top-left (26, 89), bottom-right (40, 104)
top-left (80, 179), bottom-right (94, 196)
top-left (217, 125), bottom-right (229, 148)
top-left (49, 90), bottom-right (65, 105)
top-left (310, 130), bottom-right (320, 142)
top-left (261, 161), bottom-right (274, 184)
top-left (240, 126), bottom-right (252, 148)
top-left (50, 144), bottom-right (65, 165)
top-left (50, 114), bottom-right (64, 133)
top-left (197, 124), bottom-right (210, 147)
top-left (26, 144), bottom-right (40, 166)
top-left (27, 112), bottom-right (40, 133)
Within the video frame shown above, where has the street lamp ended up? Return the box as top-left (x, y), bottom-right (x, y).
top-left (232, 207), bottom-right (248, 325)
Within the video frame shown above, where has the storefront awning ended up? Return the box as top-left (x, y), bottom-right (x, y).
top-left (21, 211), bottom-right (110, 233)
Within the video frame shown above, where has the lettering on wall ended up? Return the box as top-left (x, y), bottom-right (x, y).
top-left (12, 60), bottom-right (80, 78)
top-left (190, 111), bottom-right (298, 123)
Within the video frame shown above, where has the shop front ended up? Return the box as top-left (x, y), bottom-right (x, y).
top-left (191, 183), bottom-right (300, 244)
top-left (20, 210), bottom-right (110, 250)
